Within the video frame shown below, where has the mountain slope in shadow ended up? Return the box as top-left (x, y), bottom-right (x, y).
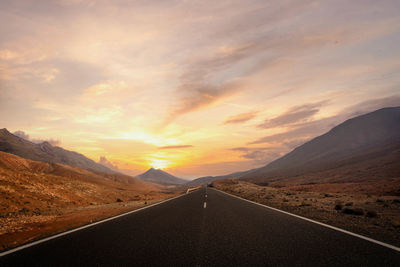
top-left (241, 107), bottom-right (400, 183)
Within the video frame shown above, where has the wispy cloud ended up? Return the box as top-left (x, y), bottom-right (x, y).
top-left (99, 156), bottom-right (119, 171)
top-left (257, 101), bottom-right (329, 129)
top-left (250, 95), bottom-right (400, 146)
top-left (168, 82), bottom-right (241, 121)
top-left (13, 130), bottom-right (61, 146)
top-left (230, 146), bottom-right (281, 163)
top-left (224, 111), bottom-right (258, 124)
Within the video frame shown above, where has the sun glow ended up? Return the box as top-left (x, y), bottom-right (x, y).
top-left (149, 158), bottom-right (170, 170)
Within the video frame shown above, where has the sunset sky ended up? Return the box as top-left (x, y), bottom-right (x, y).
top-left (1, 0), bottom-right (400, 179)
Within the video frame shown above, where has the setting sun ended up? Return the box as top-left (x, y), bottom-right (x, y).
top-left (149, 158), bottom-right (170, 170)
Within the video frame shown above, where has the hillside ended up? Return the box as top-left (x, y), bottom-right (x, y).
top-left (0, 128), bottom-right (114, 173)
top-left (0, 151), bottom-right (181, 251)
top-left (241, 107), bottom-right (400, 182)
top-left (186, 169), bottom-right (256, 187)
top-left (138, 168), bottom-right (187, 185)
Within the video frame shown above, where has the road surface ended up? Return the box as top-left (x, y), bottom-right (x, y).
top-left (1, 187), bottom-right (399, 266)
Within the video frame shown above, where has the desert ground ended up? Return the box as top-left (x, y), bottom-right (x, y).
top-left (211, 179), bottom-right (400, 247)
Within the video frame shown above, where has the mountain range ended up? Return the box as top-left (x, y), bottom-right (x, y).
top-left (186, 169), bottom-right (256, 187)
top-left (0, 128), bottom-right (114, 174)
top-left (2, 106), bottom-right (399, 187)
top-left (0, 128), bottom-right (188, 185)
top-left (189, 106), bottom-right (400, 186)
top-left (137, 168), bottom-right (187, 185)
top-left (241, 106), bottom-right (400, 182)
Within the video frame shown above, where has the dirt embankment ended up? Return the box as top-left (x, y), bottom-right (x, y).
top-left (0, 152), bottom-right (183, 252)
top-left (211, 179), bottom-right (400, 247)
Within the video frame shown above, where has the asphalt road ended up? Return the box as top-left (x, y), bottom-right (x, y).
top-left (1, 187), bottom-right (399, 266)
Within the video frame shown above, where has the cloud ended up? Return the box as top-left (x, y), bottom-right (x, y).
top-left (257, 101), bottom-right (328, 129)
top-left (224, 111), bottom-right (258, 124)
top-left (13, 130), bottom-right (30, 140)
top-left (98, 156), bottom-right (144, 176)
top-left (158, 145), bottom-right (193, 149)
top-left (166, 2), bottom-right (376, 124)
top-left (230, 146), bottom-right (282, 163)
top-left (13, 130), bottom-right (61, 146)
top-left (166, 79), bottom-right (242, 124)
top-left (249, 95), bottom-right (400, 145)
top-left (98, 156), bottom-right (120, 171)
top-left (341, 94), bottom-right (400, 118)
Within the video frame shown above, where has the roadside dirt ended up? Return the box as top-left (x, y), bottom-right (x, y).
top-left (0, 196), bottom-right (179, 252)
top-left (212, 179), bottom-right (400, 247)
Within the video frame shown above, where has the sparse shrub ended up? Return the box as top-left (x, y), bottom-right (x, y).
top-left (366, 210), bottom-right (378, 218)
top-left (345, 202), bottom-right (353, 206)
top-left (376, 199), bottom-right (384, 203)
top-left (116, 198), bottom-right (123, 202)
top-left (282, 198), bottom-right (289, 202)
top-left (19, 207), bottom-right (29, 213)
top-left (299, 202), bottom-right (311, 207)
top-left (342, 208), bottom-right (364, 215)
top-left (334, 204), bottom-right (343, 210)
top-left (324, 193), bottom-right (332, 197)
top-left (353, 208), bottom-right (364, 215)
top-left (342, 208), bottom-right (353, 214)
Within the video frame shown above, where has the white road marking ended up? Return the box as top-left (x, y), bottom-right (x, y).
top-left (205, 194), bottom-right (207, 198)
top-left (0, 189), bottom-right (200, 257)
top-left (213, 188), bottom-right (400, 253)
top-left (204, 202), bottom-right (207, 208)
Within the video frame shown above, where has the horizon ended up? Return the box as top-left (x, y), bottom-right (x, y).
top-left (1, 1), bottom-right (400, 178)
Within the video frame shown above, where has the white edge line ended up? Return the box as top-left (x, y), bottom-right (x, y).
top-left (212, 188), bottom-right (400, 253)
top-left (0, 189), bottom-right (199, 257)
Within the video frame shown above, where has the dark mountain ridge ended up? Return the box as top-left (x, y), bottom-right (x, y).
top-left (241, 106), bottom-right (400, 181)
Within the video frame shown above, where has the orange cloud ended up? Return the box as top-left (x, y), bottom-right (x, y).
top-left (224, 111), bottom-right (257, 124)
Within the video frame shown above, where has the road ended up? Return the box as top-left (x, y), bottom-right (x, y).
top-left (1, 187), bottom-right (399, 266)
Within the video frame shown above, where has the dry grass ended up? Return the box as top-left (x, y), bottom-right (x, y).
top-left (212, 179), bottom-right (400, 247)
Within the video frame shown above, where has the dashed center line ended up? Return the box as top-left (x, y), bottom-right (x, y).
top-left (203, 202), bottom-right (207, 208)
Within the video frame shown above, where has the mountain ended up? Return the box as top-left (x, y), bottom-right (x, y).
top-left (0, 128), bottom-right (114, 174)
top-left (241, 107), bottom-right (400, 182)
top-left (186, 169), bottom-right (257, 187)
top-left (0, 151), bottom-right (153, 188)
top-left (137, 168), bottom-right (187, 185)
